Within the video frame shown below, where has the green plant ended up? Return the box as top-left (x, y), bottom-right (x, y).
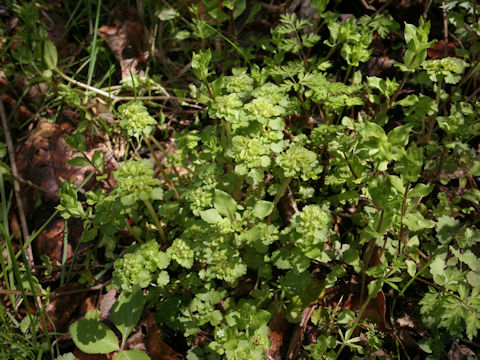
top-left (69, 286), bottom-right (149, 359)
top-left (4, 0), bottom-right (480, 359)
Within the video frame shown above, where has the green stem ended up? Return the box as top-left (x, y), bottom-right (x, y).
top-left (421, 76), bottom-right (443, 144)
top-left (233, 175), bottom-right (245, 201)
top-left (360, 209), bottom-right (384, 302)
top-left (142, 198), bottom-right (166, 245)
top-left (125, 223), bottom-right (143, 244)
top-left (267, 177), bottom-right (293, 223)
top-left (144, 137), bottom-right (180, 201)
top-left (398, 180), bottom-right (411, 255)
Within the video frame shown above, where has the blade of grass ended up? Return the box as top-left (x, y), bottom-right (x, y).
top-left (86, 0), bottom-right (102, 91)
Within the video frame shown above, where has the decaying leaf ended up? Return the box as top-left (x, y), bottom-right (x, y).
top-left (427, 40), bottom-right (457, 59)
top-left (15, 119), bottom-right (117, 262)
top-left (142, 310), bottom-right (182, 360)
top-left (43, 282), bottom-right (86, 332)
top-left (98, 6), bottom-right (148, 79)
top-left (267, 309), bottom-right (290, 359)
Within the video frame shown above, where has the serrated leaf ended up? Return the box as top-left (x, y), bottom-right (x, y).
top-left (67, 156), bottom-right (91, 167)
top-left (69, 319), bottom-right (119, 354)
top-left (114, 350), bottom-right (151, 360)
top-left (112, 286), bottom-right (146, 347)
top-left (436, 215), bottom-right (460, 245)
top-left (252, 201), bottom-right (274, 219)
top-left (466, 311), bottom-right (480, 340)
top-left (55, 353), bottom-right (75, 360)
top-left (214, 189), bottom-right (237, 220)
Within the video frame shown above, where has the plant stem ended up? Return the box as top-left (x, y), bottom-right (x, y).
top-left (398, 180), bottom-right (411, 254)
top-left (267, 177), bottom-right (293, 223)
top-left (144, 137), bottom-right (180, 201)
top-left (142, 198), bottom-right (167, 244)
top-left (55, 69), bottom-right (199, 105)
top-left (360, 209), bottom-right (384, 302)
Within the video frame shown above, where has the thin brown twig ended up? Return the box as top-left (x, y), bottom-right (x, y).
top-left (0, 99), bottom-right (34, 269)
top-left (0, 280), bottom-right (111, 298)
top-left (286, 305), bottom-right (317, 360)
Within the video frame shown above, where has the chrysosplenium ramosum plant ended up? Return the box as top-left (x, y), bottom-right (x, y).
top-left (62, 6), bottom-right (480, 359)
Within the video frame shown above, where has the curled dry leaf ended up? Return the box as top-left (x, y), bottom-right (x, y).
top-left (142, 310), bottom-right (182, 360)
top-left (98, 6), bottom-right (148, 79)
top-left (43, 282), bottom-right (86, 332)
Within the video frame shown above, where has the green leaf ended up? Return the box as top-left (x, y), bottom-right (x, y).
top-left (69, 319), bottom-right (119, 354)
top-left (114, 350), bottom-right (151, 360)
top-left (192, 49), bottom-right (212, 81)
top-left (466, 311), bottom-right (480, 340)
top-left (64, 132), bottom-right (86, 152)
top-left (67, 156), bottom-right (91, 167)
top-left (55, 353), bottom-right (75, 360)
top-left (408, 183), bottom-right (434, 198)
top-left (310, 0), bottom-right (329, 15)
top-left (44, 39), bottom-right (58, 69)
top-left (436, 215), bottom-right (461, 245)
top-left (112, 286), bottom-right (146, 347)
top-left (214, 189), bottom-right (237, 220)
top-left (92, 150), bottom-right (105, 172)
top-left (200, 208), bottom-right (223, 224)
top-left (406, 260), bottom-right (416, 277)
top-left (403, 210), bottom-right (435, 232)
top-left (252, 201), bottom-right (274, 219)
top-left (157, 8), bottom-right (179, 21)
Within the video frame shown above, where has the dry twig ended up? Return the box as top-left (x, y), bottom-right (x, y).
top-left (0, 99), bottom-right (34, 269)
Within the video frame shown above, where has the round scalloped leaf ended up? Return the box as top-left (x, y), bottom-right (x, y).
top-left (69, 319), bottom-right (119, 354)
top-left (114, 350), bottom-right (151, 360)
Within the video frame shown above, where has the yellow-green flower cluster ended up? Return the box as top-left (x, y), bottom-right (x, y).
top-left (209, 93), bottom-right (244, 121)
top-left (112, 240), bottom-right (170, 290)
top-left (291, 205), bottom-right (331, 243)
top-left (118, 101), bottom-right (157, 138)
top-left (276, 145), bottom-right (321, 180)
top-left (113, 160), bottom-right (162, 195)
top-left (227, 136), bottom-right (271, 175)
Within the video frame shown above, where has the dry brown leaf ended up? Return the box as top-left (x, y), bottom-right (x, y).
top-left (427, 40), bottom-right (457, 59)
top-left (15, 120), bottom-right (117, 261)
top-left (267, 309), bottom-right (290, 359)
top-left (43, 283), bottom-right (86, 332)
top-left (99, 289), bottom-right (118, 321)
top-left (33, 217), bottom-right (82, 263)
top-left (142, 310), bottom-right (182, 360)
top-left (98, 6), bottom-right (147, 79)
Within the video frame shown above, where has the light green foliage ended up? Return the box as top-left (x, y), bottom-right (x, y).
top-left (117, 101), bottom-right (157, 139)
top-left (56, 178), bottom-right (85, 219)
top-left (276, 144), bottom-right (321, 180)
top-left (113, 160), bottom-right (162, 196)
top-left (401, 17), bottom-right (436, 70)
top-left (20, 2), bottom-right (480, 359)
top-left (113, 240), bottom-right (170, 290)
top-left (208, 302), bottom-right (271, 359)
